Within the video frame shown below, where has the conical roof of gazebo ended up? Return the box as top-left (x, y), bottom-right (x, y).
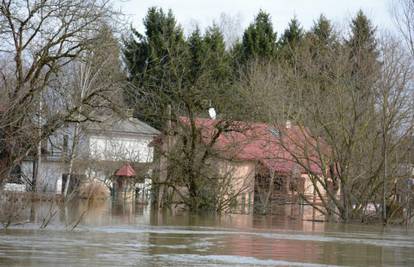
top-left (115, 163), bottom-right (136, 177)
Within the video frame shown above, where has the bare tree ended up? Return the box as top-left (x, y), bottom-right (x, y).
top-left (392, 0), bottom-right (414, 56)
top-left (216, 12), bottom-right (243, 49)
top-left (0, 0), bottom-right (121, 189)
top-left (236, 35), bottom-right (414, 223)
top-left (60, 29), bottom-right (123, 197)
top-left (157, 118), bottom-right (253, 212)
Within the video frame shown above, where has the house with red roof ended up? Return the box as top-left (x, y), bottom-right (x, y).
top-left (157, 117), bottom-right (331, 211)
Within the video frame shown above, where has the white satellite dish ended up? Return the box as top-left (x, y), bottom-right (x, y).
top-left (208, 107), bottom-right (217, 120)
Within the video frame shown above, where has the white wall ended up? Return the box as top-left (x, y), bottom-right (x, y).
top-left (21, 122), bottom-right (157, 193)
top-left (89, 135), bottom-right (154, 163)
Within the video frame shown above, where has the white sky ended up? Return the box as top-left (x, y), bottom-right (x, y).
top-left (116, 0), bottom-right (396, 37)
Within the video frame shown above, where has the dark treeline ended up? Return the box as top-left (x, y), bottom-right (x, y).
top-left (123, 8), bottom-right (378, 128)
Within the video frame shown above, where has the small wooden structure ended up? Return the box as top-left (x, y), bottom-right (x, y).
top-left (113, 163), bottom-right (136, 201)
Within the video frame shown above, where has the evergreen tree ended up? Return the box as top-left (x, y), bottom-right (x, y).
top-left (123, 28), bottom-right (148, 86)
top-left (202, 24), bottom-right (235, 115)
top-left (123, 7), bottom-right (187, 128)
top-left (203, 25), bottom-right (230, 84)
top-left (124, 8), bottom-right (235, 128)
top-left (303, 15), bottom-right (338, 92)
top-left (279, 16), bottom-right (304, 49)
top-left (187, 26), bottom-right (205, 84)
top-left (240, 10), bottom-right (278, 62)
top-left (306, 15), bottom-right (338, 66)
top-left (347, 10), bottom-right (377, 56)
top-left (278, 17), bottom-right (304, 63)
top-left (346, 10), bottom-right (379, 93)
top-left (309, 14), bottom-right (337, 48)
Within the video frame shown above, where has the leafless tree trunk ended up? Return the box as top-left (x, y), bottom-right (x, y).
top-left (0, 0), bottom-right (120, 188)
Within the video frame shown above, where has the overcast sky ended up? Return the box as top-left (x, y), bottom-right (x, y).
top-left (117, 0), bottom-right (396, 37)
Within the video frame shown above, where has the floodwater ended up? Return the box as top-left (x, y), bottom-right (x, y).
top-left (0, 199), bottom-right (414, 266)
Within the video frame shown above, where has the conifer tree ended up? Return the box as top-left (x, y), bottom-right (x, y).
top-left (203, 25), bottom-right (231, 84)
top-left (347, 10), bottom-right (378, 56)
top-left (346, 10), bottom-right (380, 93)
top-left (278, 17), bottom-right (304, 63)
top-left (240, 10), bottom-right (278, 62)
top-left (123, 7), bottom-right (187, 128)
top-left (303, 15), bottom-right (338, 92)
top-left (279, 17), bottom-right (304, 49)
top-left (309, 14), bottom-right (337, 48)
top-left (187, 27), bottom-right (205, 84)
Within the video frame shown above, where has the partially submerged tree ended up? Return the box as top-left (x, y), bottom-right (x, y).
top-left (58, 27), bottom-right (124, 197)
top-left (0, 0), bottom-right (121, 189)
top-left (159, 118), bottom-right (253, 212)
top-left (236, 27), bottom-right (414, 223)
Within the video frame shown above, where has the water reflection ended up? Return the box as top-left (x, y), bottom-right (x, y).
top-left (0, 199), bottom-right (414, 266)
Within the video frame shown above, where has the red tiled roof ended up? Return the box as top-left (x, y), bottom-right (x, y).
top-left (115, 163), bottom-right (136, 177)
top-left (178, 117), bottom-right (328, 175)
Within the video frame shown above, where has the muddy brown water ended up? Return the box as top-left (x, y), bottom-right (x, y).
top-left (0, 199), bottom-right (414, 266)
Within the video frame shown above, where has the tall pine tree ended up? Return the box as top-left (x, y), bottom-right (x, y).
top-left (301, 15), bottom-right (339, 92)
top-left (279, 16), bottom-right (304, 49)
top-left (187, 27), bottom-right (205, 84)
top-left (309, 14), bottom-right (337, 49)
top-left (346, 10), bottom-right (380, 96)
top-left (203, 25), bottom-right (231, 84)
top-left (123, 7), bottom-right (187, 128)
top-left (240, 10), bottom-right (278, 63)
top-left (306, 15), bottom-right (338, 69)
top-left (278, 17), bottom-right (304, 63)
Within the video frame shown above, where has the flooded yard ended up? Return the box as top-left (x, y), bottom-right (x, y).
top-left (1, 200), bottom-right (414, 266)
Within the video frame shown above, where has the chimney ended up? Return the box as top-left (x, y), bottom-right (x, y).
top-left (286, 120), bottom-right (292, 129)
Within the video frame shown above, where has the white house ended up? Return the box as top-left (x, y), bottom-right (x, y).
top-left (20, 114), bottom-right (160, 194)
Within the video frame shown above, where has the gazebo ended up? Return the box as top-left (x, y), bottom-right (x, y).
top-left (113, 163), bottom-right (136, 201)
